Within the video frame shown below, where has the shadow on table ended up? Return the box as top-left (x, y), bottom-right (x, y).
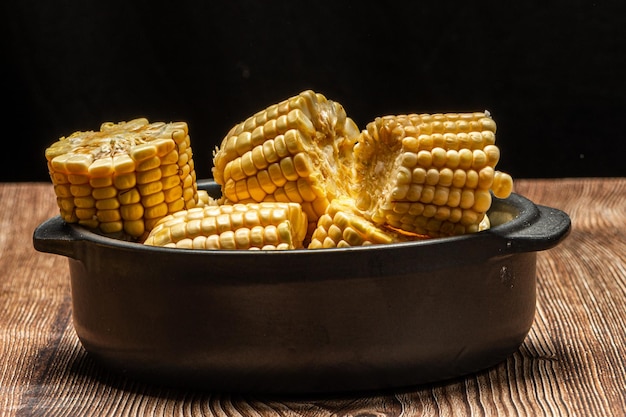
top-left (41, 336), bottom-right (566, 417)
top-left (59, 347), bottom-right (407, 416)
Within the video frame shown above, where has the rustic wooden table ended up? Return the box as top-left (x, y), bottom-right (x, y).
top-left (1, 178), bottom-right (625, 416)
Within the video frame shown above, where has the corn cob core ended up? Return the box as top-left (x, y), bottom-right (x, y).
top-left (45, 118), bottom-right (200, 239)
top-left (144, 202), bottom-right (308, 250)
top-left (351, 112), bottom-right (513, 237)
top-left (212, 90), bottom-right (360, 232)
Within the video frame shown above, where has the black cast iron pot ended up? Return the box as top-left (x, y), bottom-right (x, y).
top-left (33, 179), bottom-right (570, 394)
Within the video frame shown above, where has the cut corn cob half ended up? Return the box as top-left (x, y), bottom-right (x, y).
top-left (212, 90), bottom-right (360, 233)
top-left (351, 112), bottom-right (513, 238)
top-left (308, 197), bottom-right (411, 249)
top-left (144, 202), bottom-right (308, 250)
top-left (45, 118), bottom-right (201, 239)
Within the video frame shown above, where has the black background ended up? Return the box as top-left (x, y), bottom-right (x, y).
top-left (2, 0), bottom-right (625, 182)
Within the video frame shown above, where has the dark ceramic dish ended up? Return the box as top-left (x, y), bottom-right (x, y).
top-left (33, 179), bottom-right (570, 394)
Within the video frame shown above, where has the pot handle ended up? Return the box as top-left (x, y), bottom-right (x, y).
top-left (495, 204), bottom-right (572, 253)
top-left (33, 216), bottom-right (82, 259)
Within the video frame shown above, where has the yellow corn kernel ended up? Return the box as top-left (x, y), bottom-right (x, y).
top-left (137, 181), bottom-right (163, 196)
top-left (144, 202), bottom-right (308, 250)
top-left (136, 167), bottom-right (162, 185)
top-left (141, 191), bottom-right (165, 208)
top-left (45, 118), bottom-right (200, 239)
top-left (90, 176), bottom-right (113, 188)
top-left (130, 143), bottom-right (158, 162)
top-left (136, 156), bottom-right (161, 172)
top-left (95, 198), bottom-right (120, 210)
top-left (74, 196), bottom-right (95, 208)
top-left (75, 207), bottom-right (96, 221)
top-left (161, 174), bottom-right (181, 190)
top-left (92, 186), bottom-right (117, 200)
top-left (145, 202), bottom-right (168, 220)
top-left (88, 157), bottom-right (114, 178)
top-left (120, 203), bottom-right (144, 221)
top-left (70, 183), bottom-right (92, 197)
top-left (161, 149), bottom-right (179, 165)
top-left (97, 209), bottom-right (121, 223)
top-left (54, 184), bottom-right (72, 199)
top-left (492, 170), bottom-right (514, 199)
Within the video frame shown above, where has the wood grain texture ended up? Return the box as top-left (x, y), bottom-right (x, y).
top-left (1, 178), bottom-right (625, 416)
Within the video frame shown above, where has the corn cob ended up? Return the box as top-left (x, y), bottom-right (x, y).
top-left (309, 187), bottom-right (493, 249)
top-left (144, 202), bottom-right (308, 250)
top-left (351, 112), bottom-right (513, 237)
top-left (45, 118), bottom-right (201, 239)
top-left (212, 90), bottom-right (360, 234)
top-left (308, 197), bottom-right (410, 249)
